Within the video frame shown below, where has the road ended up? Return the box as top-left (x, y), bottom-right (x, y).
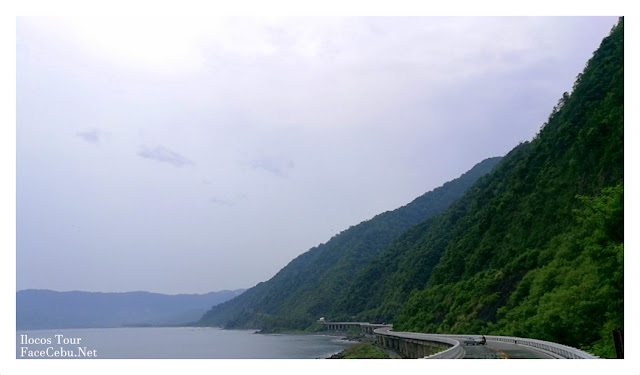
top-left (462, 340), bottom-right (555, 359)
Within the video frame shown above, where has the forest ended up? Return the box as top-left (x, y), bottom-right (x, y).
top-left (199, 18), bottom-right (623, 358)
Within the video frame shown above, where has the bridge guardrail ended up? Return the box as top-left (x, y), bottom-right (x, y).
top-left (321, 320), bottom-right (599, 359)
top-left (444, 334), bottom-right (599, 359)
top-left (425, 341), bottom-right (465, 359)
top-left (373, 327), bottom-right (465, 359)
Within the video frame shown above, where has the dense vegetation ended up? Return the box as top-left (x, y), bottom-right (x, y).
top-left (201, 19), bottom-right (623, 358)
top-left (387, 19), bottom-right (624, 358)
top-left (331, 343), bottom-right (390, 359)
top-left (199, 157), bottom-right (502, 331)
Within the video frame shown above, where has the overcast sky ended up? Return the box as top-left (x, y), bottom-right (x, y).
top-left (16, 16), bottom-right (619, 294)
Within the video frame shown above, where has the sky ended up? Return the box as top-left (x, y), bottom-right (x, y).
top-left (15, 16), bottom-right (620, 294)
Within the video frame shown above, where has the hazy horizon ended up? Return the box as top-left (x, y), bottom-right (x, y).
top-left (16, 287), bottom-right (245, 295)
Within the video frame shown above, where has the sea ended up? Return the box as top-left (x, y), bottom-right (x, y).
top-left (15, 326), bottom-right (353, 359)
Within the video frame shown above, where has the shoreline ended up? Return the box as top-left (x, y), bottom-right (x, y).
top-left (326, 340), bottom-right (399, 359)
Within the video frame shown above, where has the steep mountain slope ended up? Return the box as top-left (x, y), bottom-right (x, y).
top-left (199, 157), bottom-right (502, 330)
top-left (17, 289), bottom-right (245, 330)
top-left (335, 19), bottom-right (623, 357)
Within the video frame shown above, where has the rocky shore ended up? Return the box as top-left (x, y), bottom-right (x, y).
top-left (326, 342), bottom-right (392, 359)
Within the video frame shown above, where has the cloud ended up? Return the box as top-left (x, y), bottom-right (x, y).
top-left (17, 16), bottom-right (621, 295)
top-left (76, 128), bottom-right (103, 143)
top-left (209, 197), bottom-right (235, 207)
top-left (250, 159), bottom-right (295, 178)
top-left (137, 145), bottom-right (195, 167)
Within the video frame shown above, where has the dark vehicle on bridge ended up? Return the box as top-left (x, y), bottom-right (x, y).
top-left (464, 336), bottom-right (486, 346)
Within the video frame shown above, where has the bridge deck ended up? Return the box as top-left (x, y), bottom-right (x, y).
top-left (320, 321), bottom-right (595, 359)
top-left (462, 340), bottom-right (554, 359)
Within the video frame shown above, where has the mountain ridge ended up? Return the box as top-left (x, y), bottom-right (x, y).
top-left (199, 18), bottom-right (623, 358)
top-left (17, 288), bottom-right (246, 330)
top-left (199, 156), bottom-right (502, 331)
top-left (349, 18), bottom-right (623, 358)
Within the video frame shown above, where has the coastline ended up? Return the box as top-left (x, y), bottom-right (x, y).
top-left (325, 333), bottom-right (363, 359)
top-left (321, 332), bottom-right (401, 359)
top-left (326, 341), bottom-right (398, 359)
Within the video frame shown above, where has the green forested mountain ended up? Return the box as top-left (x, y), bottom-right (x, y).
top-left (344, 19), bottom-right (623, 357)
top-left (198, 156), bottom-right (502, 330)
top-left (200, 19), bottom-right (623, 358)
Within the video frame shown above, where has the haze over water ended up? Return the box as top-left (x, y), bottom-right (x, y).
top-left (16, 327), bottom-right (352, 359)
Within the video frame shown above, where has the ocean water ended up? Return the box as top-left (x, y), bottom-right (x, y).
top-left (16, 327), bottom-right (352, 359)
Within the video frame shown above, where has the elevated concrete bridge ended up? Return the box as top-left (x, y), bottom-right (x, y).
top-left (318, 320), bottom-right (599, 359)
top-left (319, 321), bottom-right (391, 335)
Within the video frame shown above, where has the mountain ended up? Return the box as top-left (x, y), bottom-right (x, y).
top-left (334, 18), bottom-right (624, 358)
top-left (17, 288), bottom-right (245, 330)
top-left (200, 18), bottom-right (623, 358)
top-left (198, 156), bottom-right (502, 331)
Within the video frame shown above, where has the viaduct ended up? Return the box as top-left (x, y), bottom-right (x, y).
top-left (318, 319), bottom-right (599, 359)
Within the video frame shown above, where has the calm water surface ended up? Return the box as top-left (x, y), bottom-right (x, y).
top-left (16, 327), bottom-right (352, 359)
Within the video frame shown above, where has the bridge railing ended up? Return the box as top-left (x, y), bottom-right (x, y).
top-left (444, 334), bottom-right (599, 359)
top-left (425, 340), bottom-right (465, 359)
top-left (373, 327), bottom-right (465, 359)
top-left (320, 320), bottom-right (599, 359)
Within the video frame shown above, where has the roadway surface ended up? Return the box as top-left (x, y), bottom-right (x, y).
top-left (324, 323), bottom-right (577, 359)
top-left (462, 340), bottom-right (555, 359)
top-left (372, 328), bottom-right (557, 359)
